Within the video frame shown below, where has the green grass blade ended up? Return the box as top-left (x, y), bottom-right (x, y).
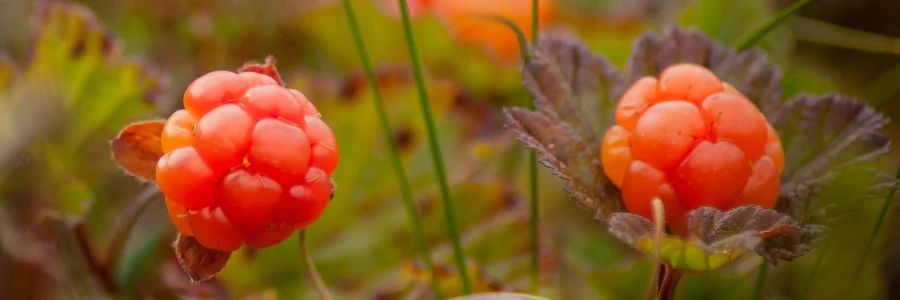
top-left (735, 0), bottom-right (815, 50)
top-left (397, 0), bottom-right (472, 294)
top-left (864, 62), bottom-right (900, 107)
top-left (752, 262), bottom-right (768, 300)
top-left (801, 239), bottom-right (830, 299)
top-left (529, 0), bottom-right (540, 290)
top-left (340, 0), bottom-right (443, 298)
top-left (789, 17), bottom-right (900, 55)
top-left (851, 168), bottom-right (900, 283)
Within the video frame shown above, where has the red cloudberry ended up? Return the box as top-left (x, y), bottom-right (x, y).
top-left (601, 63), bottom-right (783, 234)
top-left (157, 70), bottom-right (338, 251)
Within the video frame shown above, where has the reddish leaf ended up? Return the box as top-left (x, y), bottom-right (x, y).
top-left (110, 120), bottom-right (164, 181)
top-left (173, 234), bottom-right (231, 283)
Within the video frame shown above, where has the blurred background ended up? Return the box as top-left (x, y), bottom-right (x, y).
top-left (0, 0), bottom-right (898, 299)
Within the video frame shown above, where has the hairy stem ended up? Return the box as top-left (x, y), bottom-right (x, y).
top-left (103, 186), bottom-right (157, 277)
top-left (300, 230), bottom-right (332, 300)
top-left (340, 0), bottom-right (443, 297)
top-left (657, 264), bottom-right (682, 300)
top-left (397, 0), bottom-right (472, 294)
top-left (71, 221), bottom-right (116, 293)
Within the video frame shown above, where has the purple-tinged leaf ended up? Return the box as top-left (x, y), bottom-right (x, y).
top-left (505, 33), bottom-right (626, 220)
top-left (772, 94), bottom-right (892, 219)
top-left (608, 206), bottom-right (821, 269)
top-left (688, 205), bottom-right (822, 264)
top-left (626, 27), bottom-right (783, 117)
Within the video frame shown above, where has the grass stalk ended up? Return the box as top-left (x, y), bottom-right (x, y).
top-left (397, 0), bottom-right (472, 294)
top-left (735, 0), bottom-right (815, 50)
top-left (529, 0), bottom-right (540, 290)
top-left (851, 168), bottom-right (900, 283)
top-left (340, 0), bottom-right (443, 297)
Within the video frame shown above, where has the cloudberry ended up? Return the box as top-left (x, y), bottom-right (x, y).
top-left (601, 63), bottom-right (783, 234)
top-left (158, 70), bottom-right (338, 251)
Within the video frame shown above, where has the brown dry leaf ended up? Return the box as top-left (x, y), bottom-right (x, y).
top-left (110, 120), bottom-right (164, 181)
top-left (504, 33), bottom-right (626, 220)
top-left (173, 234), bottom-right (231, 283)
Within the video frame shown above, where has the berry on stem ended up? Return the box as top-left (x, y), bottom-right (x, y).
top-left (601, 63), bottom-right (782, 234)
top-left (156, 69), bottom-right (337, 251)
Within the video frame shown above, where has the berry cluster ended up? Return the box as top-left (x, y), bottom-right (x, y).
top-left (601, 63), bottom-right (783, 234)
top-left (158, 71), bottom-right (338, 251)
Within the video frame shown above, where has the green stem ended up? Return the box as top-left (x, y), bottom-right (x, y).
top-left (300, 230), bottom-right (332, 300)
top-left (397, 0), bottom-right (472, 294)
top-left (864, 62), bottom-right (900, 107)
top-left (801, 239), bottom-right (830, 299)
top-left (789, 17), bottom-right (900, 55)
top-left (851, 168), bottom-right (900, 283)
top-left (529, 0), bottom-right (540, 291)
top-left (735, 0), bottom-right (815, 50)
top-left (340, 0), bottom-right (443, 298)
top-left (752, 262), bottom-right (768, 300)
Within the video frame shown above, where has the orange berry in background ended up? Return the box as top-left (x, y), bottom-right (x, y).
top-left (432, 0), bottom-right (555, 61)
top-left (157, 70), bottom-right (337, 251)
top-left (602, 63), bottom-right (782, 234)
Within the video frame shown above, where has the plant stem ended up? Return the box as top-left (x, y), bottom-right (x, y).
top-left (529, 0), bottom-right (540, 291)
top-left (752, 261), bottom-right (768, 300)
top-left (340, 0), bottom-right (443, 298)
top-left (865, 62), bottom-right (900, 107)
top-left (397, 0), bottom-right (472, 294)
top-left (300, 230), bottom-right (332, 300)
top-left (801, 239), bottom-right (830, 299)
top-left (851, 168), bottom-right (900, 283)
top-left (104, 186), bottom-right (157, 276)
top-left (71, 220), bottom-right (116, 294)
top-left (735, 0), bottom-right (815, 50)
top-left (657, 264), bottom-right (682, 300)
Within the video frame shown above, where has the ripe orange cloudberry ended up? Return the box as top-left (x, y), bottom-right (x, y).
top-left (601, 63), bottom-right (783, 234)
top-left (157, 70), bottom-right (337, 251)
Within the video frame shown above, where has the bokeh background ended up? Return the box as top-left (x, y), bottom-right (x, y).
top-left (0, 0), bottom-right (899, 299)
